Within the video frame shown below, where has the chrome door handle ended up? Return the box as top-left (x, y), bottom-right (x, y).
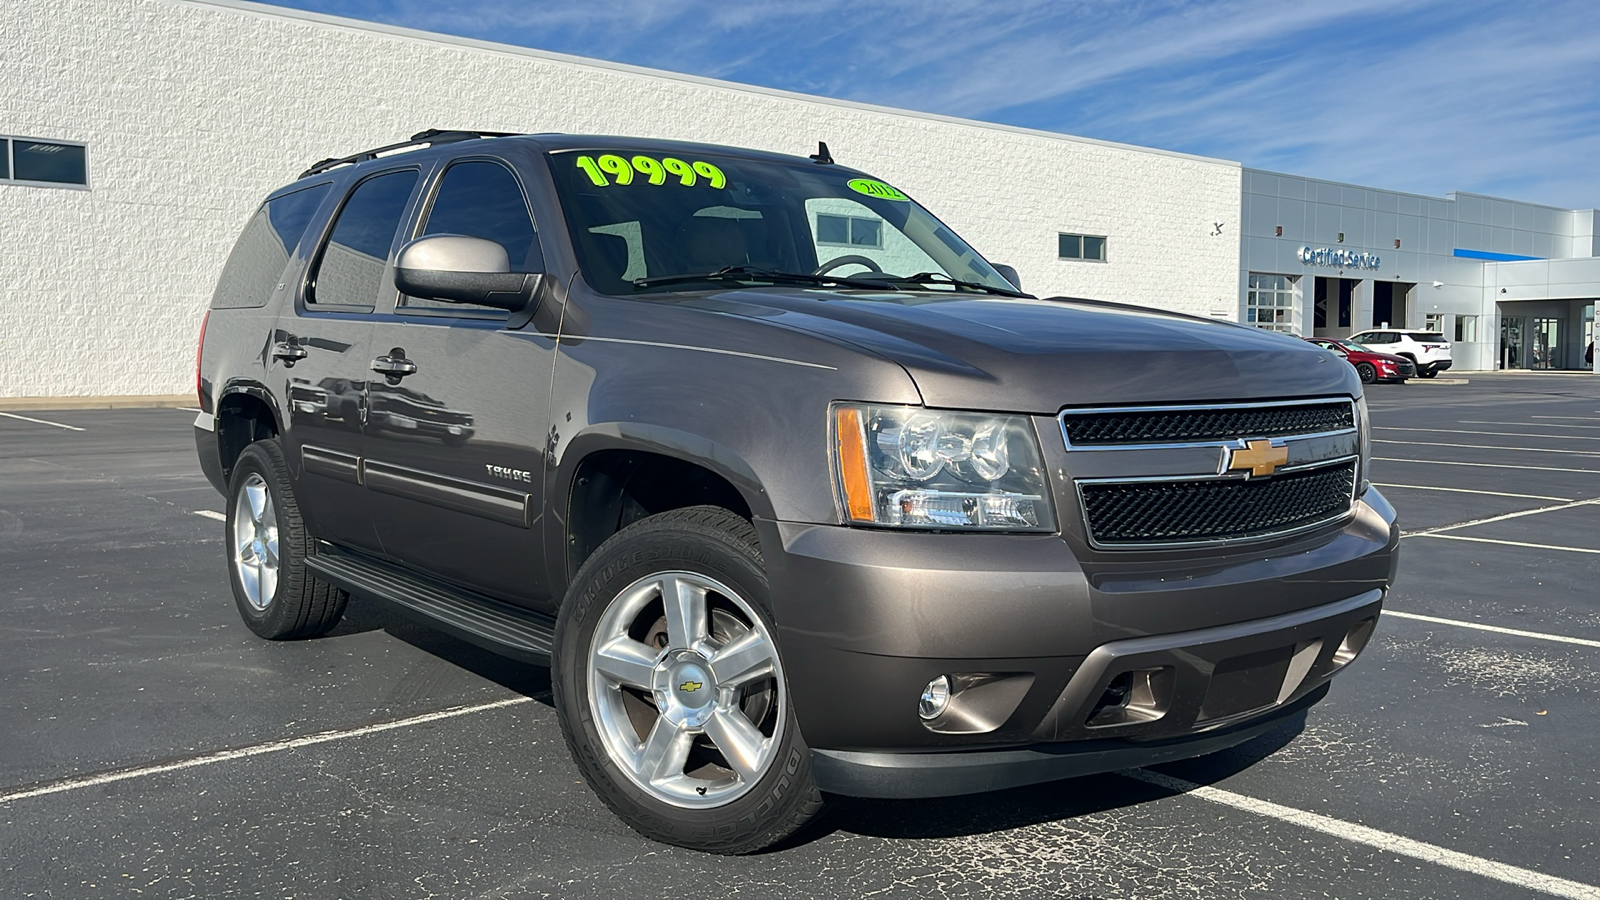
top-left (272, 342), bottom-right (308, 366)
top-left (371, 354), bottom-right (418, 384)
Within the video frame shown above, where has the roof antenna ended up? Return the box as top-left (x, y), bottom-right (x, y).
top-left (809, 141), bottom-right (834, 165)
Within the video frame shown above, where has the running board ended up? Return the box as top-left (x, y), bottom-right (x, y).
top-left (305, 546), bottom-right (556, 664)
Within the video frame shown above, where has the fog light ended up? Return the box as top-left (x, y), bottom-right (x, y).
top-left (918, 675), bottom-right (951, 720)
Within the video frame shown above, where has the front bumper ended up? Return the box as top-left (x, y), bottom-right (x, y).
top-left (759, 489), bottom-right (1398, 798)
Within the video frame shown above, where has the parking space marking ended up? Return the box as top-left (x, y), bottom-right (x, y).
top-left (192, 510), bottom-right (226, 522)
top-left (1385, 610), bottom-right (1600, 650)
top-left (1462, 420), bottom-right (1600, 430)
top-left (1373, 483), bottom-right (1572, 501)
top-left (1376, 439), bottom-right (1600, 458)
top-left (0, 412), bottom-right (84, 431)
top-left (1533, 416), bottom-right (1600, 422)
top-left (178, 407), bottom-right (203, 413)
top-left (1413, 533), bottom-right (1600, 556)
top-left (1402, 498), bottom-right (1600, 537)
top-left (0, 697), bottom-right (534, 805)
top-left (1374, 458), bottom-right (1600, 474)
top-left (1124, 769), bottom-right (1600, 900)
top-left (1380, 426), bottom-right (1600, 442)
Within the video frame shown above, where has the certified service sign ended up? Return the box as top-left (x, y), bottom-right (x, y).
top-left (1300, 246), bottom-right (1381, 270)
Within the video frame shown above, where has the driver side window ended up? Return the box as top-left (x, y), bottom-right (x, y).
top-left (804, 198), bottom-right (939, 278)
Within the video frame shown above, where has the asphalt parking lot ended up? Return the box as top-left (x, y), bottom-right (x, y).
top-left (3, 373), bottom-right (1599, 899)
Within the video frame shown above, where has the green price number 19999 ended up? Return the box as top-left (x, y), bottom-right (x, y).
top-left (576, 154), bottom-right (726, 189)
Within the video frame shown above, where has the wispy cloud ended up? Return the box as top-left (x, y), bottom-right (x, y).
top-left (265, 0), bottom-right (1600, 208)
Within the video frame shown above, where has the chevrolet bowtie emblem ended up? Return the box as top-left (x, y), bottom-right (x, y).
top-left (679, 680), bottom-right (703, 693)
top-left (1227, 439), bottom-right (1289, 477)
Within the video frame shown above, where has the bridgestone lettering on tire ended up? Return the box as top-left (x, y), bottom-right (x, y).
top-left (552, 506), bottom-right (824, 854)
top-left (226, 439), bottom-right (347, 639)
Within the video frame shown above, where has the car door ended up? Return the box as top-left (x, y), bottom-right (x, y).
top-left (279, 166), bottom-right (422, 553)
top-left (361, 156), bottom-right (557, 609)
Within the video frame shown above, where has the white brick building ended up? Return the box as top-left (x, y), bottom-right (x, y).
top-left (2, 0), bottom-right (1594, 400)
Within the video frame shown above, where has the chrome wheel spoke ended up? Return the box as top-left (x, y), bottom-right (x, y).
top-left (593, 637), bottom-right (660, 691)
top-left (661, 575), bottom-right (709, 651)
top-left (635, 716), bottom-right (693, 783)
top-left (245, 482), bottom-right (268, 526)
top-left (703, 707), bottom-right (767, 782)
top-left (258, 562), bottom-right (278, 602)
top-left (708, 629), bottom-right (776, 689)
top-left (239, 558), bottom-right (262, 601)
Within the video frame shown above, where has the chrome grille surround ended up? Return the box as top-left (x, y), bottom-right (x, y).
top-left (1058, 398), bottom-right (1360, 550)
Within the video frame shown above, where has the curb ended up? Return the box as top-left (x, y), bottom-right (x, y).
top-left (0, 395), bottom-right (193, 411)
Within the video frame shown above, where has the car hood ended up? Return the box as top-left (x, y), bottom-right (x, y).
top-left (683, 289), bottom-right (1358, 412)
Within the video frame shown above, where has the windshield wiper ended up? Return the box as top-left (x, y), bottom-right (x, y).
top-left (857, 271), bottom-right (1032, 298)
top-left (632, 266), bottom-right (894, 292)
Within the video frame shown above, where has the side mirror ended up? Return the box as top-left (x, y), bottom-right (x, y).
top-left (992, 263), bottom-right (1022, 291)
top-left (394, 234), bottom-right (541, 311)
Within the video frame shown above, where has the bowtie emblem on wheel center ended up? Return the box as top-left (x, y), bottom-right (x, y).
top-left (1226, 439), bottom-right (1289, 478)
top-left (679, 680), bottom-right (703, 692)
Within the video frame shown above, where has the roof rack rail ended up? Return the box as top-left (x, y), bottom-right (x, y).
top-left (297, 129), bottom-right (521, 179)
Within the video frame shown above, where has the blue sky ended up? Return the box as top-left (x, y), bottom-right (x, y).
top-left (266, 0), bottom-right (1600, 209)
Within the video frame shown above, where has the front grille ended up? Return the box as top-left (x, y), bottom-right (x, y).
top-left (1061, 401), bottom-right (1353, 446)
top-left (1080, 461), bottom-right (1356, 547)
top-left (1397, 361), bottom-right (1416, 376)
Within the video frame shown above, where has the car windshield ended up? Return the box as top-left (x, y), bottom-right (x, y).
top-left (1341, 341), bottom-right (1373, 352)
top-left (546, 148), bottom-right (1021, 296)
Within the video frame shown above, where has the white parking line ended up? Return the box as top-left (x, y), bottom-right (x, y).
top-left (1461, 420), bottom-right (1600, 430)
top-left (1403, 498), bottom-right (1600, 537)
top-left (1372, 483), bottom-right (1571, 502)
top-left (1374, 457), bottom-right (1600, 475)
top-left (1375, 439), bottom-right (1600, 457)
top-left (1385, 610), bottom-right (1600, 650)
top-left (1533, 416), bottom-right (1600, 421)
top-left (1413, 533), bottom-right (1600, 555)
top-left (1123, 769), bottom-right (1600, 900)
top-left (0, 412), bottom-right (84, 432)
top-left (178, 407), bottom-right (203, 413)
top-left (1379, 426), bottom-right (1600, 442)
top-left (193, 510), bottom-right (227, 522)
top-left (0, 697), bottom-right (534, 805)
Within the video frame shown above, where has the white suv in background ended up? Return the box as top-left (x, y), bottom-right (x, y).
top-left (1347, 329), bottom-right (1453, 378)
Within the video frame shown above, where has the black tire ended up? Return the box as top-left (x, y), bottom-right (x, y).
top-left (1355, 362), bottom-right (1376, 384)
top-left (552, 506), bottom-right (824, 854)
top-left (225, 439), bottom-right (348, 639)
top-left (1419, 367), bottom-right (1438, 378)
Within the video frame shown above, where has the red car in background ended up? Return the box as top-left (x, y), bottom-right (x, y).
top-left (1304, 337), bottom-right (1415, 383)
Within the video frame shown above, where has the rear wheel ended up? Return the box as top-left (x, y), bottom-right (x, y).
top-left (226, 439), bottom-right (347, 639)
top-left (1419, 366), bottom-right (1439, 378)
top-left (1355, 362), bottom-right (1376, 383)
top-left (553, 506), bottom-right (823, 854)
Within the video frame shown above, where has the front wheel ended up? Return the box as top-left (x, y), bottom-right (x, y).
top-left (1355, 362), bottom-right (1376, 383)
top-left (552, 506), bottom-right (823, 854)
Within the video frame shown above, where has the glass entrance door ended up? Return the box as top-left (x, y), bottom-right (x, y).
top-left (1531, 318), bottom-right (1563, 369)
top-left (1500, 316), bottom-right (1527, 369)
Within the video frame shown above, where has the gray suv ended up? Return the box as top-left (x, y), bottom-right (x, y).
top-left (195, 130), bottom-right (1399, 853)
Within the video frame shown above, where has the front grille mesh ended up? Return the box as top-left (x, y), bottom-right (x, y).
top-left (1061, 401), bottom-right (1353, 446)
top-left (1081, 461), bottom-right (1356, 546)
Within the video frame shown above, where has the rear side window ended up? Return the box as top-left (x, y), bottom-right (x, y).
top-left (309, 169), bottom-right (419, 308)
top-left (211, 184), bottom-right (331, 309)
top-left (404, 160), bottom-right (540, 312)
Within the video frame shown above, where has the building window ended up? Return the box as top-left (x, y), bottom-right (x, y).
top-left (1, 136), bottom-right (89, 187)
top-left (1247, 273), bottom-right (1298, 333)
top-left (1454, 315), bottom-right (1478, 343)
top-left (1059, 233), bottom-right (1107, 261)
top-left (1424, 313), bottom-right (1445, 332)
top-left (816, 213), bottom-right (882, 248)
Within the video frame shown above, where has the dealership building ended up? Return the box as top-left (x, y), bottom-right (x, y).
top-left (3, 0), bottom-right (1597, 400)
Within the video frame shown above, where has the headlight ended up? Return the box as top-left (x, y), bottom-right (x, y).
top-left (1354, 394), bottom-right (1372, 495)
top-left (832, 403), bottom-right (1055, 531)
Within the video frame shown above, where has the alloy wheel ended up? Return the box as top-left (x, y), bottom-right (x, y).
top-left (231, 473), bottom-right (280, 610)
